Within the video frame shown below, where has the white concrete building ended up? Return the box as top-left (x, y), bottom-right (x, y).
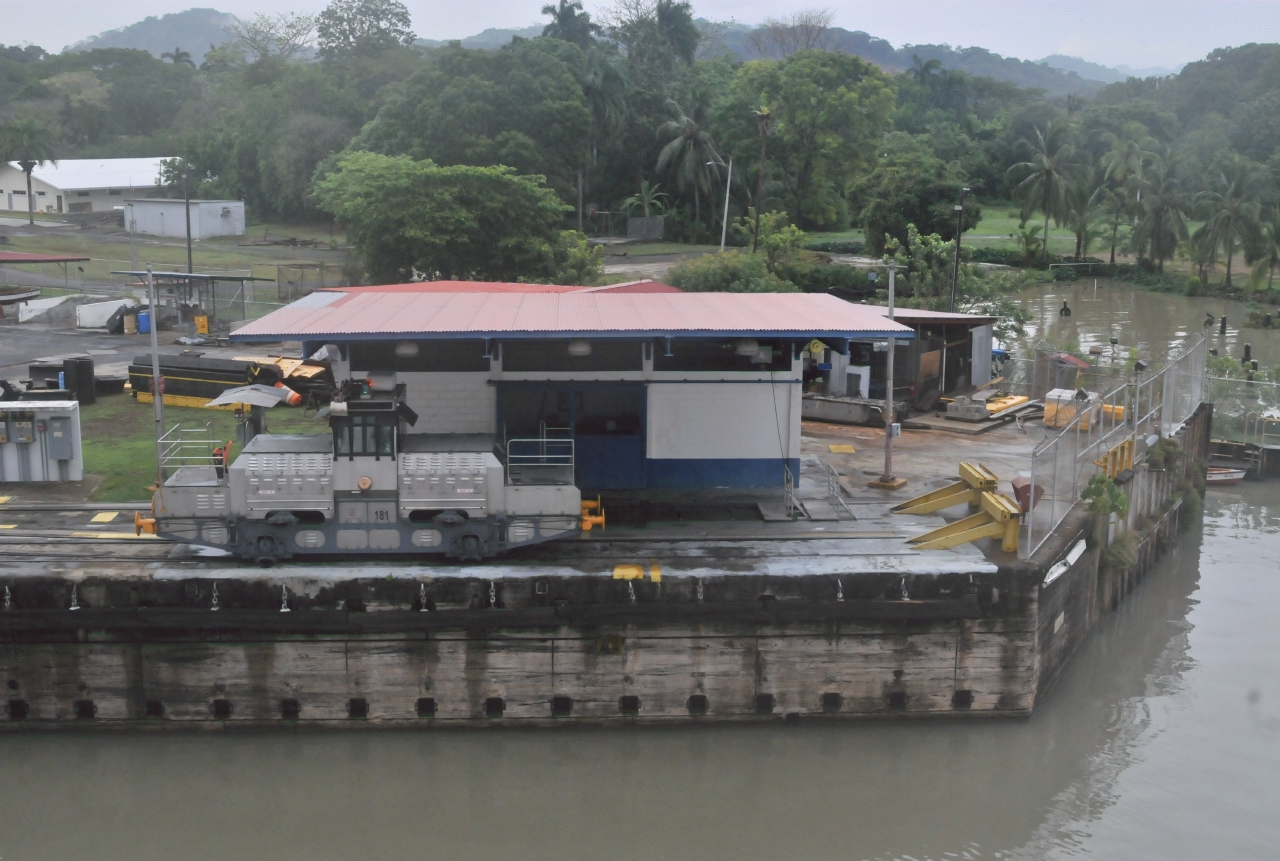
top-left (0, 157), bottom-right (169, 215)
top-left (124, 198), bottom-right (246, 239)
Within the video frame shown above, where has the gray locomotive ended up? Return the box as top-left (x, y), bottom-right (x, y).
top-left (142, 383), bottom-right (583, 562)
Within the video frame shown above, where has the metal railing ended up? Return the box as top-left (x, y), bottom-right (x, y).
top-left (1022, 336), bottom-right (1207, 557)
top-left (826, 463), bottom-right (857, 520)
top-left (505, 437), bottom-right (575, 486)
top-left (158, 422), bottom-right (229, 472)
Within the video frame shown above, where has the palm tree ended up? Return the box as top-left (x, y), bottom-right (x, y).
top-left (161, 46), bottom-right (196, 67)
top-left (1092, 185), bottom-right (1132, 264)
top-left (1007, 120), bottom-right (1079, 266)
top-left (655, 0), bottom-right (700, 65)
top-left (1249, 207), bottom-right (1280, 292)
top-left (623, 180), bottom-right (668, 217)
top-left (541, 0), bottom-right (600, 47)
top-left (751, 104), bottom-right (774, 252)
top-left (909, 55), bottom-right (942, 85)
top-left (1065, 172), bottom-right (1103, 258)
top-left (657, 93), bottom-right (720, 243)
top-left (0, 116), bottom-right (57, 225)
top-left (1197, 156), bottom-right (1264, 289)
top-left (1133, 159), bottom-right (1190, 273)
top-left (1100, 128), bottom-right (1158, 189)
top-left (576, 45), bottom-right (627, 230)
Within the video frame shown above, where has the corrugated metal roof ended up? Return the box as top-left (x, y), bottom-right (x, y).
top-left (10, 157), bottom-right (170, 191)
top-left (231, 291), bottom-right (914, 342)
top-left (326, 279), bottom-right (681, 295)
top-left (860, 304), bottom-right (999, 325)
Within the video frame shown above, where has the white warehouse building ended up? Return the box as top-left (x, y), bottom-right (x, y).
top-left (125, 198), bottom-right (246, 240)
top-left (1, 157), bottom-right (170, 215)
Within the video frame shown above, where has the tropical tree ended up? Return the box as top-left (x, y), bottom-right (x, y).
top-left (654, 0), bottom-right (700, 65)
top-left (622, 180), bottom-right (667, 216)
top-left (0, 116), bottom-right (57, 225)
top-left (1092, 185), bottom-right (1132, 264)
top-left (751, 104), bottom-right (773, 251)
top-left (1197, 156), bottom-right (1264, 289)
top-left (1064, 172), bottom-right (1104, 258)
top-left (1007, 120), bottom-right (1079, 265)
top-left (1133, 159), bottom-right (1191, 272)
top-left (1249, 207), bottom-right (1280, 292)
top-left (160, 47), bottom-right (195, 67)
top-left (316, 0), bottom-right (415, 60)
top-left (541, 0), bottom-right (600, 47)
top-left (576, 44), bottom-right (627, 228)
top-left (228, 12), bottom-right (317, 62)
top-left (313, 151), bottom-right (570, 282)
top-left (1010, 224), bottom-right (1042, 264)
top-left (1100, 126), bottom-right (1158, 189)
top-left (656, 93), bottom-right (721, 242)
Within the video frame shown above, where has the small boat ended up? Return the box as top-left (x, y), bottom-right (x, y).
top-left (1206, 467), bottom-right (1247, 486)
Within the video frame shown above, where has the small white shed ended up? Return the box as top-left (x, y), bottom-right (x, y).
top-left (124, 199), bottom-right (246, 239)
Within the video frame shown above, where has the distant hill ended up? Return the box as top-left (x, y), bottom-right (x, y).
top-left (65, 8), bottom-right (235, 63)
top-left (1038, 54), bottom-right (1180, 84)
top-left (418, 24), bottom-right (544, 50)
top-left (713, 25), bottom-right (1104, 97)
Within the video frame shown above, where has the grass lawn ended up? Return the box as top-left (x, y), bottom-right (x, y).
top-left (1, 222), bottom-right (348, 297)
top-left (81, 393), bottom-right (328, 502)
top-left (603, 241), bottom-right (723, 257)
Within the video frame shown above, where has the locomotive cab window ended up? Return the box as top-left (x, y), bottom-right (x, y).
top-left (333, 413), bottom-right (396, 459)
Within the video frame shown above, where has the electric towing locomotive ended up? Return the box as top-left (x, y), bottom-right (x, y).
top-left (138, 382), bottom-right (585, 562)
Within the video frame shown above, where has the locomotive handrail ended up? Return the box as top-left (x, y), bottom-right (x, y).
top-left (158, 421), bottom-right (227, 469)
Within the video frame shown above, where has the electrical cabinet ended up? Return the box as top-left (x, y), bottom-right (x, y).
top-left (0, 402), bottom-right (82, 482)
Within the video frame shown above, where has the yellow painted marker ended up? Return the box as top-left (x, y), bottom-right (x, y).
top-left (828, 444), bottom-right (856, 453)
top-left (648, 562), bottom-right (661, 583)
top-left (90, 511), bottom-right (119, 523)
top-left (0, 524), bottom-right (16, 529)
top-left (0, 496), bottom-right (11, 504)
top-left (612, 564), bottom-right (645, 580)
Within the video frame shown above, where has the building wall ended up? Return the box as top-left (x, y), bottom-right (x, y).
top-left (395, 372), bottom-right (495, 434)
top-left (0, 165), bottom-right (157, 214)
top-left (126, 200), bottom-right (245, 239)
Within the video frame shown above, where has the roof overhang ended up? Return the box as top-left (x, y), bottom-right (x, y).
top-left (228, 290), bottom-right (915, 344)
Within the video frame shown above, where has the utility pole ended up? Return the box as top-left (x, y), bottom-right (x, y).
top-left (949, 187), bottom-right (969, 313)
top-left (872, 262), bottom-right (905, 489)
top-left (147, 263), bottom-right (165, 488)
top-left (719, 156), bottom-right (732, 253)
top-left (183, 165), bottom-right (193, 274)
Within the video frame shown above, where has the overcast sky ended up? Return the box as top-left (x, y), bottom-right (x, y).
top-left (14, 0), bottom-right (1280, 69)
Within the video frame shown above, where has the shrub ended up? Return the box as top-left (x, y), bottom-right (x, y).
top-left (1083, 473), bottom-right (1129, 518)
top-left (666, 251), bottom-right (798, 293)
top-left (804, 239), bottom-right (864, 254)
top-left (773, 260), bottom-right (875, 297)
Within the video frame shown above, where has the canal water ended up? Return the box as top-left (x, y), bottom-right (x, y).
top-left (1, 285), bottom-right (1278, 860)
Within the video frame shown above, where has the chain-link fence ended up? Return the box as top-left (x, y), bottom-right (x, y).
top-left (1021, 336), bottom-right (1207, 558)
top-left (1206, 376), bottom-right (1280, 443)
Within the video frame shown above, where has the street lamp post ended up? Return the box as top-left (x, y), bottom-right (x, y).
top-left (949, 187), bottom-right (970, 313)
top-left (872, 262), bottom-right (905, 489)
top-left (708, 157), bottom-right (733, 253)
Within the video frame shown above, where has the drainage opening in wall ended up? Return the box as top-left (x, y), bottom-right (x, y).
top-left (74, 699), bottom-right (96, 720)
top-left (887, 690), bottom-right (908, 710)
top-left (416, 697), bottom-right (436, 718)
top-left (952, 690), bottom-right (974, 709)
top-left (484, 697), bottom-right (505, 717)
top-left (551, 696), bottom-right (573, 717)
top-left (144, 700), bottom-right (164, 718)
top-left (211, 698), bottom-right (232, 720)
top-left (6, 699), bottom-right (29, 720)
top-left (821, 692), bottom-right (843, 713)
top-left (348, 698), bottom-right (369, 719)
top-left (755, 693), bottom-right (776, 715)
top-left (281, 698), bottom-right (301, 719)
top-left (619, 695), bottom-right (641, 716)
top-left (686, 694), bottom-right (709, 716)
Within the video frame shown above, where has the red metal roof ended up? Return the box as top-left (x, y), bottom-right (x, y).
top-left (327, 279), bottom-right (681, 295)
top-left (231, 291), bottom-right (914, 342)
top-left (0, 251), bottom-right (91, 264)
